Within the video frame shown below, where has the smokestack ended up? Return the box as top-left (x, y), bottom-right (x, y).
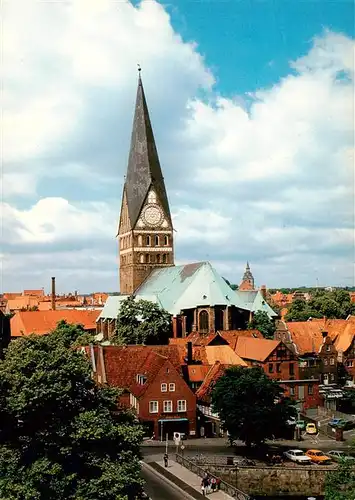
top-left (51, 277), bottom-right (56, 310)
top-left (187, 341), bottom-right (193, 365)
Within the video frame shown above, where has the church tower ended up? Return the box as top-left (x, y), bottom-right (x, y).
top-left (239, 262), bottom-right (255, 291)
top-left (118, 72), bottom-right (174, 294)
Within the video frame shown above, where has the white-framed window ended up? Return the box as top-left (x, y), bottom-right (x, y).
top-left (161, 383), bottom-right (167, 392)
top-left (177, 400), bottom-right (186, 412)
top-left (163, 400), bottom-right (172, 412)
top-left (330, 357), bottom-right (335, 365)
top-left (169, 383), bottom-right (175, 392)
top-left (149, 401), bottom-right (158, 413)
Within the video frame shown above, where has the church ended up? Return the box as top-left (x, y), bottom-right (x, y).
top-left (97, 73), bottom-right (276, 339)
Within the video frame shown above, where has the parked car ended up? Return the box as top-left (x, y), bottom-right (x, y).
top-left (283, 449), bottom-right (312, 464)
top-left (329, 418), bottom-right (355, 430)
top-left (306, 449), bottom-right (332, 465)
top-left (327, 450), bottom-right (355, 463)
top-left (306, 423), bottom-right (318, 435)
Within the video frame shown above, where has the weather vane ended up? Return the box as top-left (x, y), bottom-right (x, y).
top-left (137, 63), bottom-right (141, 74)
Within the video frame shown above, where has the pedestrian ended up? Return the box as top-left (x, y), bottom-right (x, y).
top-left (163, 453), bottom-right (168, 468)
top-left (211, 477), bottom-right (216, 492)
top-left (201, 474), bottom-right (209, 496)
top-left (216, 478), bottom-right (221, 491)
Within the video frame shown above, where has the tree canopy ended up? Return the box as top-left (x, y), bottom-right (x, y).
top-left (0, 323), bottom-right (144, 500)
top-left (211, 366), bottom-right (296, 447)
top-left (325, 460), bottom-right (355, 500)
top-left (112, 296), bottom-right (171, 345)
top-left (285, 290), bottom-right (355, 321)
top-left (248, 311), bottom-right (275, 339)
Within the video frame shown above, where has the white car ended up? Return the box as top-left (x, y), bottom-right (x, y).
top-left (283, 449), bottom-right (312, 464)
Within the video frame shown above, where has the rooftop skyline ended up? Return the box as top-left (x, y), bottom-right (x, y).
top-left (2, 0), bottom-right (354, 292)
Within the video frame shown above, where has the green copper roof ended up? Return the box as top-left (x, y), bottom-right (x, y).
top-left (98, 262), bottom-right (277, 319)
top-left (135, 261), bottom-right (249, 315)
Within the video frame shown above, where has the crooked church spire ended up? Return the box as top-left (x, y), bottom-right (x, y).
top-left (124, 72), bottom-right (171, 227)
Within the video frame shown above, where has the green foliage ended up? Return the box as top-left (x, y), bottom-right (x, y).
top-left (211, 366), bottom-right (296, 447)
top-left (49, 320), bottom-right (97, 348)
top-left (0, 324), bottom-right (144, 500)
top-left (325, 460), bottom-right (355, 500)
top-left (248, 311), bottom-right (276, 339)
top-left (112, 296), bottom-right (171, 345)
top-left (285, 289), bottom-right (355, 321)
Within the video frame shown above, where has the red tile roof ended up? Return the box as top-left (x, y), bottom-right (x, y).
top-left (285, 319), bottom-right (352, 354)
top-left (234, 337), bottom-right (280, 362)
top-left (11, 310), bottom-right (100, 337)
top-left (23, 289), bottom-right (45, 296)
top-left (196, 362), bottom-right (230, 403)
top-left (96, 345), bottom-right (172, 398)
top-left (218, 330), bottom-right (263, 349)
top-left (187, 365), bottom-right (211, 382)
top-left (149, 345), bottom-right (184, 372)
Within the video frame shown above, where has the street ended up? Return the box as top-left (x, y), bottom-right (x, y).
top-left (141, 463), bottom-right (193, 500)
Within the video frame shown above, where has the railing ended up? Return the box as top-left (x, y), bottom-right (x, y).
top-left (175, 454), bottom-right (250, 500)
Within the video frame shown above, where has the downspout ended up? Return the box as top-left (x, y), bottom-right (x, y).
top-left (99, 345), bottom-right (107, 384)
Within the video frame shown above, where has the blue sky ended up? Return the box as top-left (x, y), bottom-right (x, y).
top-left (167, 0), bottom-right (355, 95)
top-left (2, 0), bottom-right (354, 293)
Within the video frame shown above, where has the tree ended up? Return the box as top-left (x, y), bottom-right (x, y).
top-left (49, 319), bottom-right (97, 348)
top-left (285, 289), bottom-right (355, 321)
top-left (248, 311), bottom-right (276, 339)
top-left (0, 325), bottom-right (144, 500)
top-left (325, 460), bottom-right (355, 500)
top-left (112, 296), bottom-right (171, 345)
top-left (211, 366), bottom-right (296, 447)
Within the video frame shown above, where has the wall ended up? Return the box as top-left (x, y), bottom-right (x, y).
top-left (141, 359), bottom-right (196, 437)
top-left (204, 465), bottom-right (330, 497)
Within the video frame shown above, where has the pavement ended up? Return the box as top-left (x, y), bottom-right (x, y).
top-left (142, 435), bottom-right (355, 453)
top-left (141, 462), bottom-right (196, 500)
top-left (151, 459), bottom-right (233, 499)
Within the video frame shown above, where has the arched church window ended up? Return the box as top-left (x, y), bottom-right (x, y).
top-left (156, 254), bottom-right (161, 263)
top-left (145, 253), bottom-right (150, 263)
top-left (148, 190), bottom-right (157, 204)
top-left (138, 235), bottom-right (143, 246)
top-left (139, 254), bottom-right (144, 264)
top-left (199, 310), bottom-right (209, 333)
top-left (164, 235), bottom-right (169, 246)
top-left (155, 235), bottom-right (159, 246)
top-left (146, 235), bottom-right (151, 246)
top-left (162, 254), bottom-right (167, 263)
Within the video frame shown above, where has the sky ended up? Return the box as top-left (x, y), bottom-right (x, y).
top-left (2, 0), bottom-right (354, 294)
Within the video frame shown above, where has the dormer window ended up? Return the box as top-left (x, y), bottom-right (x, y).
top-left (136, 374), bottom-right (147, 385)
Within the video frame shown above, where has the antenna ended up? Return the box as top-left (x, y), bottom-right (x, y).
top-left (137, 63), bottom-right (141, 74)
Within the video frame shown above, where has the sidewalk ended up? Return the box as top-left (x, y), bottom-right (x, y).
top-left (154, 459), bottom-right (233, 499)
top-left (142, 435), bottom-right (353, 450)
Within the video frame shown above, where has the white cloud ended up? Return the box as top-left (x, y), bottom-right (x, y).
top-left (2, 0), bottom-right (354, 291)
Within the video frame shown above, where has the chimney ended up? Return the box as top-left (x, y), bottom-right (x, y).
top-left (187, 342), bottom-right (193, 365)
top-left (260, 285), bottom-right (267, 300)
top-left (51, 277), bottom-right (56, 310)
top-left (322, 330), bottom-right (328, 342)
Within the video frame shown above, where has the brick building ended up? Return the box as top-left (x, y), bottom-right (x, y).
top-left (86, 345), bottom-right (196, 439)
top-left (100, 73), bottom-right (277, 339)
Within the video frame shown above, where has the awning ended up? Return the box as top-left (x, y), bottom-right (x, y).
top-left (158, 418), bottom-right (188, 423)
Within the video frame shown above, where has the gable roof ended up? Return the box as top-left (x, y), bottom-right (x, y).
top-left (285, 317), bottom-right (355, 355)
top-left (234, 337), bottom-right (281, 362)
top-left (187, 365), bottom-right (211, 383)
top-left (96, 345), bottom-right (169, 398)
top-left (217, 330), bottom-right (263, 349)
top-left (124, 74), bottom-right (171, 226)
top-left (192, 345), bottom-right (248, 367)
top-left (236, 290), bottom-right (277, 318)
top-left (11, 310), bottom-right (100, 337)
top-left (196, 362), bottom-right (229, 403)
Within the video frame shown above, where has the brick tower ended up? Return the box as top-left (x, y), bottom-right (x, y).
top-left (239, 262), bottom-right (255, 291)
top-left (118, 71), bottom-right (174, 294)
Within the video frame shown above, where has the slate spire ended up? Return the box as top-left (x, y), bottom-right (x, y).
top-left (124, 72), bottom-right (171, 227)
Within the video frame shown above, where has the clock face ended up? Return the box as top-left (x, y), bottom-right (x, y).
top-left (143, 205), bottom-right (163, 226)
